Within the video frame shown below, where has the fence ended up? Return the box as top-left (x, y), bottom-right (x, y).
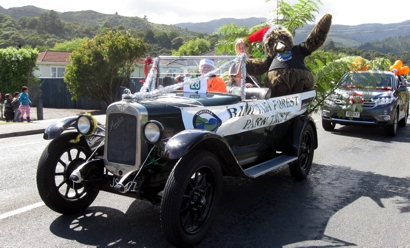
top-left (39, 78), bottom-right (147, 110)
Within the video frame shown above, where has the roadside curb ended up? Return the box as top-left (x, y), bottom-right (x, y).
top-left (0, 129), bottom-right (44, 139)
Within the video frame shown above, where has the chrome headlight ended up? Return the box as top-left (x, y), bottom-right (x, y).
top-left (76, 115), bottom-right (95, 135)
top-left (143, 121), bottom-right (164, 144)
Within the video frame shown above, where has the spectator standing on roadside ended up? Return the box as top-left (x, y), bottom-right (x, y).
top-left (18, 86), bottom-right (32, 122)
top-left (12, 92), bottom-right (21, 122)
top-left (0, 92), bottom-right (3, 119)
top-left (3, 93), bottom-right (14, 122)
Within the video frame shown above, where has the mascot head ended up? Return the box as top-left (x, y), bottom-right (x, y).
top-left (248, 25), bottom-right (294, 57)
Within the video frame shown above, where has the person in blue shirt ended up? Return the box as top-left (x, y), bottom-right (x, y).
top-left (18, 86), bottom-right (32, 122)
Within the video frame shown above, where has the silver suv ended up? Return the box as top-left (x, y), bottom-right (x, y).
top-left (321, 71), bottom-right (409, 136)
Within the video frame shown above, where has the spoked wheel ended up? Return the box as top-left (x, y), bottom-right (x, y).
top-left (37, 132), bottom-right (99, 214)
top-left (161, 150), bottom-right (223, 247)
top-left (289, 124), bottom-right (315, 180)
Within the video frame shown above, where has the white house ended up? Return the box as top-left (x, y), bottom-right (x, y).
top-left (36, 51), bottom-right (71, 78)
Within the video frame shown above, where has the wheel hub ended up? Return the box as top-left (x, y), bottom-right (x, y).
top-left (190, 190), bottom-right (207, 210)
top-left (65, 158), bottom-right (86, 189)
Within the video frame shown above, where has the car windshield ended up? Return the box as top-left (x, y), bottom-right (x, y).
top-left (340, 72), bottom-right (394, 89)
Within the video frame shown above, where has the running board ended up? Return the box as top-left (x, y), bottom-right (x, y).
top-left (244, 155), bottom-right (298, 178)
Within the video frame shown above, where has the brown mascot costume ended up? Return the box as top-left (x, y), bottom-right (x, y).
top-left (246, 14), bottom-right (332, 97)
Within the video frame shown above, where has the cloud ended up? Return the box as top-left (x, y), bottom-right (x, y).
top-left (3, 0), bottom-right (410, 26)
top-left (123, 0), bottom-right (274, 24)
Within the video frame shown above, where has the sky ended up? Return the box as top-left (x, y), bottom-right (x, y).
top-left (1, 0), bottom-right (410, 26)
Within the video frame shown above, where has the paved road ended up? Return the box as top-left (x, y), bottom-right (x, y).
top-left (0, 115), bottom-right (409, 247)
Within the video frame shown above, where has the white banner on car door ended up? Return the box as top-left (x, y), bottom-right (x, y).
top-left (180, 91), bottom-right (315, 136)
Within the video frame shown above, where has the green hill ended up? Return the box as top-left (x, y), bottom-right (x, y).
top-left (1, 5), bottom-right (410, 58)
top-left (0, 5), bottom-right (197, 54)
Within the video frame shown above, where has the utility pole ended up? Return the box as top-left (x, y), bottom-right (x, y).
top-left (274, 0), bottom-right (283, 24)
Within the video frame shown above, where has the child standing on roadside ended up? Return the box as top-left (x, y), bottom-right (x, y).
top-left (3, 93), bottom-right (14, 122)
top-left (18, 86), bottom-right (31, 122)
top-left (12, 92), bottom-right (21, 122)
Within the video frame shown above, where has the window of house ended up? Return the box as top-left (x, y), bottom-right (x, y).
top-left (51, 67), bottom-right (66, 78)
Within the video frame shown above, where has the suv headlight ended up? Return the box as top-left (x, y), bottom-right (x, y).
top-left (373, 97), bottom-right (393, 106)
top-left (76, 114), bottom-right (96, 135)
top-left (143, 121), bottom-right (164, 144)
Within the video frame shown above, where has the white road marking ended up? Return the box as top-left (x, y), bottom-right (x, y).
top-left (0, 202), bottom-right (45, 220)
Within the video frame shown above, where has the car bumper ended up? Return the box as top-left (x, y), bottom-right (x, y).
top-left (322, 103), bottom-right (395, 126)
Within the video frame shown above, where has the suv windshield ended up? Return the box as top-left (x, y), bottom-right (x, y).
top-left (340, 72), bottom-right (394, 89)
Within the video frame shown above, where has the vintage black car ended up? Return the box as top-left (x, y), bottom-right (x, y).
top-left (37, 56), bottom-right (318, 247)
top-left (321, 70), bottom-right (409, 136)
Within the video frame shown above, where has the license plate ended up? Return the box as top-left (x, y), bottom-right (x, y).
top-left (346, 111), bottom-right (360, 118)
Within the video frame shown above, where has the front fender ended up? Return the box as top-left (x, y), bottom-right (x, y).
top-left (163, 129), bottom-right (248, 178)
top-left (43, 116), bottom-right (105, 141)
top-left (43, 116), bottom-right (78, 140)
top-left (164, 129), bottom-right (229, 160)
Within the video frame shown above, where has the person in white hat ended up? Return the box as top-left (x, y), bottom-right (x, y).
top-left (175, 59), bottom-right (227, 93)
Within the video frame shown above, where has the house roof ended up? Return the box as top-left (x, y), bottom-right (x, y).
top-left (38, 51), bottom-right (71, 63)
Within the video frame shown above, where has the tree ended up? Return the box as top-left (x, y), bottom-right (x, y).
top-left (267, 0), bottom-right (322, 35)
top-left (172, 38), bottom-right (210, 56)
top-left (64, 30), bottom-right (147, 106)
top-left (171, 37), bottom-right (184, 50)
top-left (144, 29), bottom-right (156, 44)
top-left (26, 17), bottom-right (39, 29)
top-left (52, 38), bottom-right (89, 52)
top-left (18, 16), bottom-right (30, 29)
top-left (0, 47), bottom-right (39, 96)
top-left (214, 0), bottom-right (323, 56)
top-left (214, 23), bottom-right (250, 55)
top-left (168, 31), bottom-right (178, 41)
top-left (154, 32), bottom-right (171, 49)
top-left (37, 10), bottom-right (64, 35)
top-left (98, 21), bottom-right (112, 35)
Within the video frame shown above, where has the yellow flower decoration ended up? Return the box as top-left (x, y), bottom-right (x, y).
top-left (70, 113), bottom-right (98, 144)
top-left (349, 57), bottom-right (370, 71)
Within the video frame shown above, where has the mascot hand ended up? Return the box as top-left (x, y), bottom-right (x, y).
top-left (305, 14), bottom-right (333, 52)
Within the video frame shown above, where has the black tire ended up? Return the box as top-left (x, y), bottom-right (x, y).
top-left (386, 110), bottom-right (398, 136)
top-left (398, 107), bottom-right (408, 127)
top-left (37, 132), bottom-right (99, 214)
top-left (289, 124), bottom-right (315, 180)
top-left (160, 150), bottom-right (223, 247)
top-left (322, 119), bottom-right (335, 131)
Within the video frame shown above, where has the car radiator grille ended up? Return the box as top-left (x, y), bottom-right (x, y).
top-left (107, 113), bottom-right (137, 165)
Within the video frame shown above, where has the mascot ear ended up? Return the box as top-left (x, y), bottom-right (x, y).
top-left (248, 27), bottom-right (270, 43)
